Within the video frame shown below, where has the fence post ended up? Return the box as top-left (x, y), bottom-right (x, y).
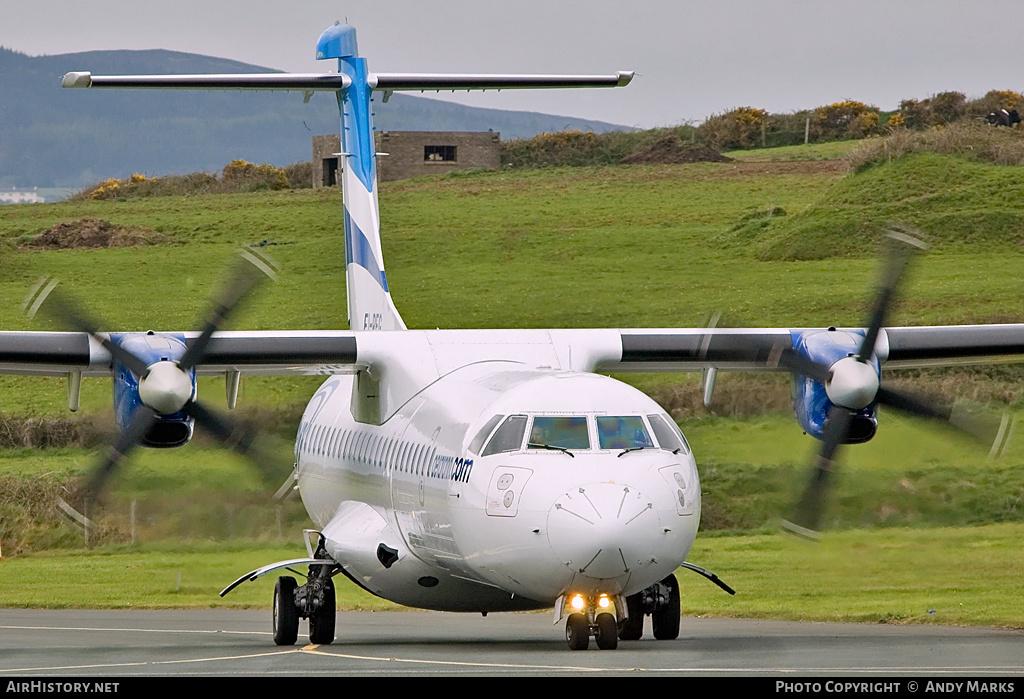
top-left (805, 117), bottom-right (810, 144)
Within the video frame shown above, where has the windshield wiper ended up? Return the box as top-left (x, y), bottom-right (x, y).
top-left (527, 442), bottom-right (575, 458)
top-left (618, 446), bottom-right (653, 457)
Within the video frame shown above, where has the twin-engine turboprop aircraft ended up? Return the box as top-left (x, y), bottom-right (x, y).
top-left (4, 22), bottom-right (1024, 650)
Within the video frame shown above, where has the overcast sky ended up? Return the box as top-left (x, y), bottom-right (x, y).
top-left (4, 0), bottom-right (1024, 128)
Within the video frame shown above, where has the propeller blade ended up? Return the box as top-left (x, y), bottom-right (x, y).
top-left (857, 229), bottom-right (926, 361)
top-left (25, 279), bottom-right (151, 378)
top-left (783, 406), bottom-right (853, 537)
top-left (81, 405), bottom-right (158, 503)
top-left (770, 346), bottom-right (833, 384)
top-left (876, 386), bottom-right (1009, 449)
top-left (190, 400), bottom-right (278, 483)
top-left (178, 249), bottom-right (277, 371)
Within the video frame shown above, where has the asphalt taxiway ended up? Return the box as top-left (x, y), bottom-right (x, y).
top-left (2, 610), bottom-right (1024, 676)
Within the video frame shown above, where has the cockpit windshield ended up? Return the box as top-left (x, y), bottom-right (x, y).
top-left (596, 416), bottom-right (653, 450)
top-left (528, 416), bottom-right (590, 450)
top-left (481, 415), bottom-right (528, 456)
top-left (480, 413), bottom-right (687, 456)
top-left (647, 413), bottom-right (690, 454)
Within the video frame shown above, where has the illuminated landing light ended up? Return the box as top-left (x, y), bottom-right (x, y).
top-left (570, 594), bottom-right (585, 610)
top-left (598, 595), bottom-right (611, 608)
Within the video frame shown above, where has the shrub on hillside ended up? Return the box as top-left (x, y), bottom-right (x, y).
top-left (73, 172), bottom-right (220, 201)
top-left (499, 128), bottom-right (696, 169)
top-left (70, 159), bottom-right (312, 201)
top-left (810, 101), bottom-right (881, 140)
top-left (697, 107), bottom-right (768, 150)
top-left (895, 92), bottom-right (967, 129)
top-left (220, 159), bottom-right (290, 192)
top-left (283, 161), bottom-right (313, 189)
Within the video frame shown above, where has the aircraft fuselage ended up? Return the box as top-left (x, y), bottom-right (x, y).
top-left (295, 362), bottom-right (700, 612)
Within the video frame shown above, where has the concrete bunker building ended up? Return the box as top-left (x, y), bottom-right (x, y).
top-left (313, 131), bottom-right (501, 186)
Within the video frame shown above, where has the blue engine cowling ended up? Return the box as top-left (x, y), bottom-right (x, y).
top-left (790, 328), bottom-right (879, 444)
top-left (111, 332), bottom-right (195, 448)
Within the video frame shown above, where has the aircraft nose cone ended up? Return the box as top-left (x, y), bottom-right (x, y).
top-left (546, 482), bottom-right (659, 580)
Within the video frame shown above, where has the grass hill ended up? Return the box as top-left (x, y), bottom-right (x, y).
top-left (723, 152), bottom-right (1024, 260)
top-left (3, 146), bottom-right (1024, 554)
top-left (0, 47), bottom-right (628, 189)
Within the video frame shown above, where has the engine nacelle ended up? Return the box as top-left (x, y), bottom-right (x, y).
top-left (789, 328), bottom-right (880, 444)
top-left (111, 332), bottom-right (196, 448)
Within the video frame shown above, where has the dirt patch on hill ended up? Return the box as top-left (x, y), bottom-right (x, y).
top-left (620, 136), bottom-right (733, 164)
top-left (21, 218), bottom-right (170, 250)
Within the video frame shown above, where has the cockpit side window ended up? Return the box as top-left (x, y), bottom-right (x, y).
top-left (482, 415), bottom-right (528, 456)
top-left (469, 414), bottom-right (505, 455)
top-left (648, 414), bottom-right (690, 455)
top-left (596, 416), bottom-right (653, 450)
top-left (529, 416), bottom-right (590, 450)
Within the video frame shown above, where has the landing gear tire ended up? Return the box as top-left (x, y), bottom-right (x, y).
top-left (618, 593), bottom-right (644, 641)
top-left (652, 573), bottom-right (681, 641)
top-left (595, 612), bottom-right (618, 650)
top-left (308, 578), bottom-right (336, 645)
top-left (566, 612), bottom-right (590, 651)
top-left (273, 576), bottom-right (299, 646)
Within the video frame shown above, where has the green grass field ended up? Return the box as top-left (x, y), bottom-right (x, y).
top-left (3, 147), bottom-right (1024, 621)
top-left (3, 526), bottom-right (1022, 626)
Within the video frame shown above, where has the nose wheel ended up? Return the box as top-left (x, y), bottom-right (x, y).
top-left (562, 595), bottom-right (621, 650)
top-left (565, 611), bottom-right (619, 650)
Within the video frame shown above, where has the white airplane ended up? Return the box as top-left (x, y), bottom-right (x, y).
top-left (6, 22), bottom-right (1022, 651)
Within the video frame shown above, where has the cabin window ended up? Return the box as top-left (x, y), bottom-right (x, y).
top-left (416, 444), bottom-right (425, 474)
top-left (482, 415), bottom-right (528, 456)
top-left (596, 416), bottom-right (653, 450)
top-left (529, 416), bottom-right (590, 451)
top-left (647, 414), bottom-right (689, 454)
top-left (469, 414), bottom-right (505, 455)
top-left (424, 145), bottom-right (456, 162)
top-left (357, 433), bottom-right (369, 463)
top-left (409, 444), bottom-right (419, 474)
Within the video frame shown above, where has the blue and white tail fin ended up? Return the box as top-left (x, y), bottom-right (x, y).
top-left (62, 22), bottom-right (633, 334)
top-left (317, 23), bottom-right (405, 331)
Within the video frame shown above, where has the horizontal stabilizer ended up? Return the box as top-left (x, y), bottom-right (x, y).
top-left (370, 71), bottom-right (634, 92)
top-left (61, 72), bottom-right (351, 91)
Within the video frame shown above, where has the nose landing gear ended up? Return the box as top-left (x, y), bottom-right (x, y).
top-left (561, 594), bottom-right (622, 650)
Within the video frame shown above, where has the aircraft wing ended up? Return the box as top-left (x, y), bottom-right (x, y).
top-left (3, 324), bottom-right (1021, 379)
top-left (597, 324), bottom-right (1024, 372)
top-left (0, 330), bottom-right (361, 377)
top-left (60, 71), bottom-right (632, 93)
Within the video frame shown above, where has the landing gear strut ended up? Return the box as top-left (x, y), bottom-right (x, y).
top-left (271, 539), bottom-right (338, 646)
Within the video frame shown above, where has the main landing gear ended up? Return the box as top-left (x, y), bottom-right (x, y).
top-left (272, 542), bottom-right (338, 646)
top-left (561, 573), bottom-right (681, 651)
top-left (562, 573), bottom-right (680, 651)
top-left (618, 573), bottom-right (680, 642)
